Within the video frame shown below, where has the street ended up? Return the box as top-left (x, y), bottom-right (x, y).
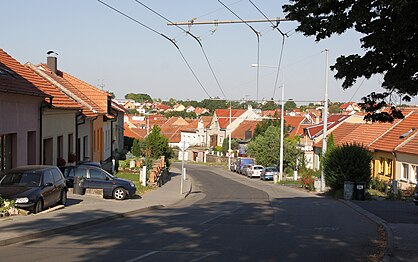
top-left (0, 163), bottom-right (381, 261)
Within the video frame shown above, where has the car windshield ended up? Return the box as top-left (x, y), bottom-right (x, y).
top-left (0, 172), bottom-right (42, 187)
top-left (266, 167), bottom-right (278, 172)
top-left (254, 166), bottom-right (263, 170)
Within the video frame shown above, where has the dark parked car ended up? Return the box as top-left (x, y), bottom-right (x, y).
top-left (261, 167), bottom-right (278, 181)
top-left (413, 184), bottom-right (418, 206)
top-left (60, 165), bottom-right (136, 200)
top-left (0, 166), bottom-right (67, 213)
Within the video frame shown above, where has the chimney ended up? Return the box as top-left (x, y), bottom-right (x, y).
top-left (47, 55), bottom-right (57, 74)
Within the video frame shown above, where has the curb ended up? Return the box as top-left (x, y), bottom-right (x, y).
top-left (339, 200), bottom-right (394, 261)
top-left (184, 175), bottom-right (193, 199)
top-left (0, 205), bottom-right (163, 247)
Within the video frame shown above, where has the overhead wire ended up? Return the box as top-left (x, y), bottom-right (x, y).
top-left (96, 0), bottom-right (211, 98)
top-left (247, 0), bottom-right (287, 100)
top-left (133, 0), bottom-right (228, 100)
top-left (217, 0), bottom-right (261, 102)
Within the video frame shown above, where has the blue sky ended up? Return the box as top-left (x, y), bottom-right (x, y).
top-left (2, 0), bottom-right (416, 105)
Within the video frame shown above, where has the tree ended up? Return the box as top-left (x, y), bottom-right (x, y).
top-left (326, 133), bottom-right (335, 153)
top-left (324, 143), bottom-right (373, 190)
top-left (284, 100), bottom-right (297, 111)
top-left (221, 138), bottom-right (239, 155)
top-left (125, 93), bottom-right (153, 103)
top-left (261, 100), bottom-right (278, 111)
top-left (144, 125), bottom-right (172, 161)
top-left (283, 1), bottom-right (418, 122)
top-left (247, 126), bottom-right (302, 170)
top-left (253, 119), bottom-right (281, 139)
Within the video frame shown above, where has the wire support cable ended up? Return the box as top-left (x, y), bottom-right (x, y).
top-left (96, 0), bottom-right (211, 98)
top-left (248, 0), bottom-right (287, 37)
top-left (272, 36), bottom-right (285, 99)
top-left (133, 0), bottom-right (227, 100)
top-left (218, 0), bottom-right (261, 102)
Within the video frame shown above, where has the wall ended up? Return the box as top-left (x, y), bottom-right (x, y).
top-left (395, 152), bottom-right (418, 190)
top-left (0, 93), bottom-right (43, 169)
top-left (42, 108), bottom-right (77, 165)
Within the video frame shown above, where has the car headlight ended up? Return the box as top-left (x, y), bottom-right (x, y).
top-left (15, 197), bottom-right (29, 204)
top-left (130, 182), bottom-right (135, 188)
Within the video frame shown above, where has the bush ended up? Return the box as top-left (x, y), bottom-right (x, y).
top-left (370, 178), bottom-right (386, 192)
top-left (299, 172), bottom-right (315, 191)
top-left (324, 143), bottom-right (372, 190)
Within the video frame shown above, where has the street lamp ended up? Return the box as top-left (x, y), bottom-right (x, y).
top-left (321, 49), bottom-right (329, 192)
top-left (251, 64), bottom-right (284, 183)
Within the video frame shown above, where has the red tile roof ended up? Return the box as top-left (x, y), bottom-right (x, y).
top-left (25, 63), bottom-right (81, 110)
top-left (232, 120), bottom-right (260, 140)
top-left (36, 64), bottom-right (101, 117)
top-left (214, 108), bottom-right (246, 129)
top-left (200, 116), bottom-right (212, 128)
top-left (284, 116), bottom-right (305, 137)
top-left (0, 49), bottom-right (48, 98)
top-left (306, 114), bottom-right (351, 138)
top-left (124, 124), bottom-right (147, 140)
top-left (395, 132), bottom-right (418, 155)
top-left (370, 111), bottom-right (418, 152)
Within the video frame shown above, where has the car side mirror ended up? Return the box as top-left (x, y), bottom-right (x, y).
top-left (44, 182), bottom-right (53, 187)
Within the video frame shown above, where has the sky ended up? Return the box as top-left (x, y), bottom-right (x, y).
top-left (2, 0), bottom-right (417, 105)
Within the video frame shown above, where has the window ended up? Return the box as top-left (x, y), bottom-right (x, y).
top-left (57, 136), bottom-right (63, 158)
top-left (401, 163), bottom-right (409, 180)
top-left (75, 167), bottom-right (87, 178)
top-left (68, 133), bottom-right (74, 156)
top-left (1, 134), bottom-right (14, 174)
top-left (83, 136), bottom-right (88, 161)
top-left (51, 168), bottom-right (63, 183)
top-left (43, 171), bottom-right (54, 185)
top-left (89, 169), bottom-right (106, 180)
top-left (412, 165), bottom-right (418, 183)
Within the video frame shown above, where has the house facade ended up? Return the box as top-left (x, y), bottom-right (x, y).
top-left (0, 49), bottom-right (48, 173)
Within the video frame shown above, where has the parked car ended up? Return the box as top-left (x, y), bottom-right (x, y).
top-left (261, 167), bottom-right (278, 181)
top-left (0, 166), bottom-right (67, 214)
top-left (413, 184), bottom-right (418, 206)
top-left (242, 164), bottom-right (253, 176)
top-left (236, 157), bottom-right (255, 174)
top-left (60, 165), bottom-right (136, 200)
top-left (247, 165), bottom-right (264, 178)
top-left (78, 161), bottom-right (102, 168)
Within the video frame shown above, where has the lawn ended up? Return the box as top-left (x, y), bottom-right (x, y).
top-left (115, 172), bottom-right (153, 196)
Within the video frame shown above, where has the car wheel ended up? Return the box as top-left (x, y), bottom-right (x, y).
top-left (59, 190), bottom-right (67, 206)
top-left (113, 187), bottom-right (127, 200)
top-left (33, 199), bottom-right (43, 214)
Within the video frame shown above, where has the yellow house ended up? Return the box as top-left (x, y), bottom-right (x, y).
top-left (369, 110), bottom-right (418, 189)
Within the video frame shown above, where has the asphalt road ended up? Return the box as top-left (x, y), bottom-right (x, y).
top-left (0, 163), bottom-right (381, 261)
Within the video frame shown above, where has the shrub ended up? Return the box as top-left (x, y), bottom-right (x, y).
top-left (57, 157), bottom-right (66, 167)
top-left (324, 143), bottom-right (372, 190)
top-left (370, 178), bottom-right (386, 192)
top-left (299, 172), bottom-right (315, 191)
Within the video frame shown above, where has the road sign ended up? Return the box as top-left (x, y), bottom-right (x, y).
top-left (178, 141), bottom-right (190, 151)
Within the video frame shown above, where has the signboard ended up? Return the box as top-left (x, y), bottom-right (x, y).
top-left (178, 141), bottom-right (190, 151)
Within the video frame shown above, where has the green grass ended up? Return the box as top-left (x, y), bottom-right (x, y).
top-left (368, 189), bottom-right (387, 198)
top-left (115, 172), bottom-right (153, 196)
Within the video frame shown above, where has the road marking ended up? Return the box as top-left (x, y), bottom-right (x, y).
top-left (189, 251), bottom-right (219, 262)
top-left (199, 206), bottom-right (241, 225)
top-left (125, 251), bottom-right (159, 262)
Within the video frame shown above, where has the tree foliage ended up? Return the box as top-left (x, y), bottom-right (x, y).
top-left (284, 100), bottom-right (297, 111)
top-left (283, 0), bottom-right (418, 122)
top-left (144, 126), bottom-right (173, 161)
top-left (163, 110), bottom-right (197, 119)
top-left (253, 118), bottom-right (281, 139)
top-left (261, 101), bottom-right (278, 111)
top-left (247, 126), bottom-right (302, 170)
top-left (324, 143), bottom-right (372, 190)
top-left (221, 138), bottom-right (239, 155)
top-left (125, 93), bottom-right (153, 103)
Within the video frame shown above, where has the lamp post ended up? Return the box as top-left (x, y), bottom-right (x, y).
top-left (321, 49), bottom-right (329, 192)
top-left (251, 64), bottom-right (284, 183)
top-left (228, 100), bottom-right (232, 170)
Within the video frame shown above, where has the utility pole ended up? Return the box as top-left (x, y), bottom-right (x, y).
top-left (321, 49), bottom-right (329, 192)
top-left (167, 18), bottom-right (288, 26)
top-left (228, 101), bottom-right (232, 171)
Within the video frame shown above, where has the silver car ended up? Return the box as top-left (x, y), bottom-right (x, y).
top-left (247, 165), bottom-right (264, 178)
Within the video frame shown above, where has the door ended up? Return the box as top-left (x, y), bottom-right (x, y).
top-left (87, 167), bottom-right (112, 195)
top-left (42, 171), bottom-right (56, 207)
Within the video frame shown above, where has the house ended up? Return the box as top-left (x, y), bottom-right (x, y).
top-left (123, 100), bottom-right (136, 110)
top-left (28, 55), bottom-right (116, 164)
top-left (0, 49), bottom-right (49, 174)
top-left (111, 100), bottom-right (127, 154)
top-left (185, 105), bottom-right (195, 113)
top-left (369, 110), bottom-right (418, 189)
top-left (301, 114), bottom-right (353, 169)
top-left (195, 107), bottom-right (210, 115)
top-left (153, 103), bottom-right (171, 112)
top-left (340, 102), bottom-right (361, 114)
top-left (207, 105), bottom-right (261, 148)
top-left (173, 104), bottom-right (185, 112)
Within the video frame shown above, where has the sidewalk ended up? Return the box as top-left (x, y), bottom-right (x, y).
top-left (0, 167), bottom-right (191, 246)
